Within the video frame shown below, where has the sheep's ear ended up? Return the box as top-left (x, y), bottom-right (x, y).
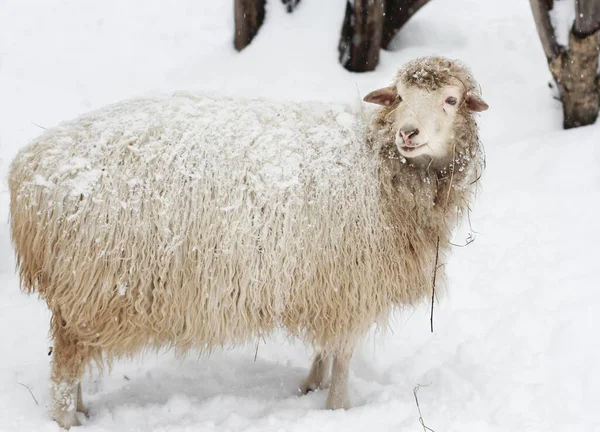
top-left (363, 86), bottom-right (397, 106)
top-left (465, 93), bottom-right (489, 112)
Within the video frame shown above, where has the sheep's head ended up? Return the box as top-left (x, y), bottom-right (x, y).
top-left (364, 57), bottom-right (488, 169)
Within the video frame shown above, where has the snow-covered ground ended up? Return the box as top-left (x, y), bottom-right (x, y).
top-left (1, 0), bottom-right (599, 430)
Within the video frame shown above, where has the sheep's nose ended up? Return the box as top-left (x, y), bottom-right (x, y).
top-left (400, 128), bottom-right (419, 142)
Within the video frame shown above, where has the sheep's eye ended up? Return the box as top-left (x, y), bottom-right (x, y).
top-left (396, 95), bottom-right (402, 103)
top-left (445, 96), bottom-right (457, 106)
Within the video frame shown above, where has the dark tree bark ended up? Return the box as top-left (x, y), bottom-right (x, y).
top-left (381, 0), bottom-right (431, 49)
top-left (530, 0), bottom-right (600, 128)
top-left (339, 0), bottom-right (385, 72)
top-left (234, 0), bottom-right (266, 51)
top-left (575, 0), bottom-right (600, 36)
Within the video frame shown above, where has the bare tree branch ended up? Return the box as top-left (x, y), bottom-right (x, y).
top-left (430, 236), bottom-right (440, 333)
top-left (413, 384), bottom-right (435, 432)
top-left (530, 0), bottom-right (562, 60)
top-left (18, 382), bottom-right (39, 406)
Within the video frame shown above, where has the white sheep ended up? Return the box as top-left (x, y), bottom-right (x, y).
top-left (9, 56), bottom-right (488, 429)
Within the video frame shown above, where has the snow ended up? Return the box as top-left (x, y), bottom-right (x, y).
top-left (1, 0), bottom-right (599, 431)
top-left (549, 0), bottom-right (575, 47)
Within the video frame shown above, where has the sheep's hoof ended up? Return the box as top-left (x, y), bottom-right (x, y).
top-left (54, 411), bottom-right (81, 429)
top-left (299, 382), bottom-right (315, 395)
top-left (300, 378), bottom-right (330, 395)
top-left (326, 393), bottom-right (351, 410)
top-left (77, 406), bottom-right (89, 418)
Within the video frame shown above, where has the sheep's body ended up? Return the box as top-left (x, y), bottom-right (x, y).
top-left (9, 57), bottom-right (486, 428)
top-left (10, 93), bottom-right (443, 353)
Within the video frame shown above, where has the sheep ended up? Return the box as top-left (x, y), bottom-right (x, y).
top-left (8, 56), bottom-right (488, 429)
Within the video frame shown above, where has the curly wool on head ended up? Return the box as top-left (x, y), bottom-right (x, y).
top-left (8, 56), bottom-right (487, 428)
top-left (399, 56), bottom-right (479, 93)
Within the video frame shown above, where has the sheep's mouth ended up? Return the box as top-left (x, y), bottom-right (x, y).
top-left (400, 143), bottom-right (427, 153)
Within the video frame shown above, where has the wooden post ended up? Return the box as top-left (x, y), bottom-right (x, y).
top-left (339, 0), bottom-right (385, 72)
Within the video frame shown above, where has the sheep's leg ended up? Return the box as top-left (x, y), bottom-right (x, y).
top-left (51, 376), bottom-right (80, 429)
top-left (300, 352), bottom-right (332, 394)
top-left (76, 382), bottom-right (89, 417)
top-left (326, 350), bottom-right (352, 410)
top-left (50, 321), bottom-right (89, 429)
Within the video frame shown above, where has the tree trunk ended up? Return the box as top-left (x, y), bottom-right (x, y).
top-left (339, 0), bottom-right (384, 72)
top-left (530, 0), bottom-right (600, 129)
top-left (381, 0), bottom-right (431, 49)
top-left (551, 29), bottom-right (600, 128)
top-left (234, 0), bottom-right (266, 51)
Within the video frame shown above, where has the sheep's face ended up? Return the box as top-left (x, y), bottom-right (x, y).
top-left (364, 57), bottom-right (488, 168)
top-left (392, 81), bottom-right (465, 161)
